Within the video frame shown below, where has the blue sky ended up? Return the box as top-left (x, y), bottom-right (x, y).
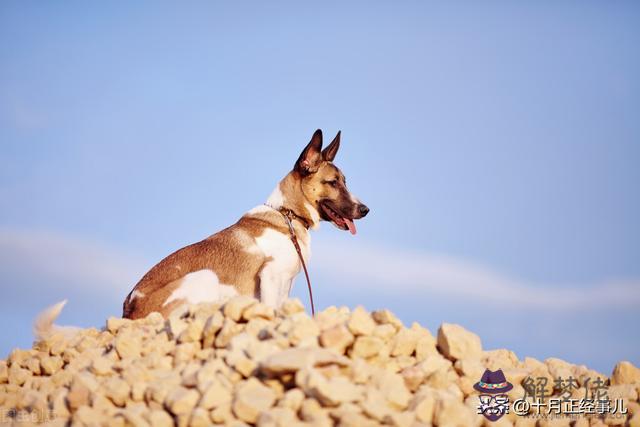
top-left (1, 1), bottom-right (638, 373)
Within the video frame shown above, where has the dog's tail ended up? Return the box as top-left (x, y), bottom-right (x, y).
top-left (33, 300), bottom-right (80, 342)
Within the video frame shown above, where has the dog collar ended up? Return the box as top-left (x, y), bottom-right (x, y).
top-left (264, 204), bottom-right (312, 230)
top-left (279, 208), bottom-right (312, 230)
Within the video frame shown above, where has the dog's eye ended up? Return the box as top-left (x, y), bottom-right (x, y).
top-left (323, 180), bottom-right (338, 187)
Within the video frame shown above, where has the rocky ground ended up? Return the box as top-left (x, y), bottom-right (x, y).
top-left (1, 296), bottom-right (639, 426)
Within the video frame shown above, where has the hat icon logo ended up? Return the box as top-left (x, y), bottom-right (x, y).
top-left (475, 369), bottom-right (513, 422)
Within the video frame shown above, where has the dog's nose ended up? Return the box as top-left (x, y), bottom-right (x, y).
top-left (358, 204), bottom-right (370, 217)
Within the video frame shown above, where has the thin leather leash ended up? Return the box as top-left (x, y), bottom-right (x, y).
top-left (265, 204), bottom-right (315, 316)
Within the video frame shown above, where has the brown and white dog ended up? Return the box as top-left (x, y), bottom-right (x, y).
top-left (122, 129), bottom-right (369, 319)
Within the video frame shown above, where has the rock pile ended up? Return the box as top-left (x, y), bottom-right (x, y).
top-left (1, 296), bottom-right (639, 426)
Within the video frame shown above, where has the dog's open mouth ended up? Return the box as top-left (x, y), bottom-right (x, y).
top-left (320, 201), bottom-right (357, 235)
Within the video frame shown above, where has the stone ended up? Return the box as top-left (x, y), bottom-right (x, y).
top-left (103, 377), bottom-right (131, 407)
top-left (199, 379), bottom-right (232, 409)
top-left (67, 377), bottom-right (91, 410)
top-left (232, 378), bottom-right (277, 423)
top-left (242, 303), bottom-right (275, 321)
top-left (7, 364), bottom-right (30, 386)
top-left (373, 370), bottom-right (412, 410)
top-left (418, 353), bottom-right (453, 377)
top-left (167, 315), bottom-right (189, 339)
top-left (215, 319), bottom-right (243, 348)
top-left (257, 406), bottom-right (298, 426)
top-left (301, 369), bottom-right (362, 406)
top-left (202, 311), bottom-right (224, 348)
top-left (229, 353), bottom-right (257, 377)
top-left (73, 405), bottom-right (102, 425)
top-left (484, 348), bottom-right (519, 370)
top-left (280, 298), bottom-right (305, 315)
top-left (91, 392), bottom-right (117, 414)
top-left (338, 412), bottom-right (378, 427)
top-left (24, 355), bottom-right (41, 374)
top-left (503, 367), bottom-right (530, 385)
top-left (224, 296), bottom-right (257, 322)
top-left (260, 348), bottom-right (349, 376)
top-left (320, 324), bottom-right (354, 354)
top-left (410, 392), bottom-right (435, 424)
top-left (106, 316), bottom-right (131, 333)
top-left (90, 356), bottom-right (114, 375)
top-left (437, 323), bottom-right (482, 361)
top-left (391, 328), bottom-right (419, 357)
top-left (401, 365), bottom-right (426, 391)
top-left (246, 340), bottom-right (281, 362)
top-left (521, 356), bottom-right (544, 371)
top-left (178, 318), bottom-right (205, 343)
top-left (415, 334), bottom-right (438, 360)
top-left (189, 407), bottom-right (211, 427)
top-left (210, 402), bottom-right (234, 424)
top-left (347, 306), bottom-right (376, 336)
top-left (0, 360), bottom-right (7, 383)
top-left (40, 355), bottom-right (64, 375)
top-left (384, 411), bottom-right (416, 427)
top-left (114, 332), bottom-right (142, 359)
top-left (358, 388), bottom-right (387, 420)
top-left (277, 388), bottom-right (305, 411)
top-left (314, 306), bottom-right (345, 331)
top-left (287, 313), bottom-right (320, 345)
top-left (454, 358), bottom-right (485, 380)
top-left (166, 386), bottom-right (201, 415)
top-left (372, 309), bottom-right (404, 330)
top-left (608, 384), bottom-right (638, 401)
top-left (50, 388), bottom-right (70, 418)
top-left (373, 323), bottom-right (397, 341)
top-left (350, 336), bottom-right (384, 359)
top-left (611, 360), bottom-right (640, 385)
top-left (148, 409), bottom-right (174, 427)
top-left (131, 381), bottom-right (147, 401)
top-left (433, 398), bottom-right (475, 427)
top-left (174, 342), bottom-right (200, 364)
top-left (299, 397), bottom-right (332, 424)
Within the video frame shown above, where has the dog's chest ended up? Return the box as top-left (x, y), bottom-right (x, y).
top-left (253, 226), bottom-right (310, 305)
top-left (255, 227), bottom-right (310, 276)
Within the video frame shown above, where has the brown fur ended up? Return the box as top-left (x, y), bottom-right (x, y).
top-left (123, 215), bottom-right (280, 319)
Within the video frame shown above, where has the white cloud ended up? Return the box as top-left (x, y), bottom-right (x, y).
top-left (312, 238), bottom-right (640, 310)
top-left (0, 227), bottom-right (147, 296)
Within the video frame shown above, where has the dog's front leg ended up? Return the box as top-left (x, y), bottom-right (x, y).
top-left (258, 266), bottom-right (293, 309)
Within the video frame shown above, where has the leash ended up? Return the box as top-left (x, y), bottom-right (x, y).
top-left (282, 212), bottom-right (315, 316)
top-left (265, 204), bottom-right (315, 316)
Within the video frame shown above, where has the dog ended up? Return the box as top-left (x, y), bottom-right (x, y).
top-left (122, 129), bottom-right (369, 319)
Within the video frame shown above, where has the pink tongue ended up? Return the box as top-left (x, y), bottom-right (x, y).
top-left (343, 218), bottom-right (357, 235)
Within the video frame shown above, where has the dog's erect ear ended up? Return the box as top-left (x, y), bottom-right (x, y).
top-left (322, 131), bottom-right (341, 162)
top-left (295, 129), bottom-right (323, 175)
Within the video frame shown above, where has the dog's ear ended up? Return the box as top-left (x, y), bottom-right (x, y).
top-left (295, 129), bottom-right (323, 175)
top-left (322, 131), bottom-right (341, 162)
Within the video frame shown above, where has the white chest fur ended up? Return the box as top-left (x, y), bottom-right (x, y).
top-left (254, 226), bottom-right (310, 308)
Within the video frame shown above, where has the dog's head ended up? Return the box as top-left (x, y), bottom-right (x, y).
top-left (294, 129), bottom-right (369, 234)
